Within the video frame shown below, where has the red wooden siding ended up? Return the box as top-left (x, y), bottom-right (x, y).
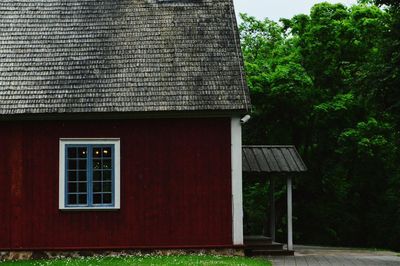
top-left (0, 118), bottom-right (233, 250)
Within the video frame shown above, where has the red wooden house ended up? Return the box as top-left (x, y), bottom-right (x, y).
top-left (0, 0), bottom-right (250, 251)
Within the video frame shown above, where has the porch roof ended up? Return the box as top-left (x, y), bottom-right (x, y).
top-left (242, 145), bottom-right (307, 173)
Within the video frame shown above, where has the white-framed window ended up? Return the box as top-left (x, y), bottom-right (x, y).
top-left (59, 139), bottom-right (120, 210)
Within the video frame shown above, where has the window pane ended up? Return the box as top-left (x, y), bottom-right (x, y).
top-left (78, 182), bottom-right (87, 193)
top-left (64, 144), bottom-right (115, 207)
top-left (103, 194), bottom-right (112, 204)
top-left (78, 148), bottom-right (87, 158)
top-left (93, 194), bottom-right (102, 204)
top-left (93, 159), bottom-right (102, 169)
top-left (78, 194), bottom-right (87, 205)
top-left (103, 159), bottom-right (112, 169)
top-left (63, 143), bottom-right (117, 208)
top-left (67, 148), bottom-right (77, 159)
top-left (68, 171), bottom-right (77, 182)
top-left (78, 171), bottom-right (87, 182)
top-left (68, 194), bottom-right (77, 205)
top-left (103, 182), bottom-right (112, 193)
top-left (93, 148), bottom-right (101, 158)
top-left (93, 182), bottom-right (101, 193)
top-left (68, 182), bottom-right (77, 193)
top-left (93, 171), bottom-right (101, 181)
top-left (68, 160), bottom-right (77, 170)
top-left (103, 148), bottom-right (112, 158)
top-left (103, 170), bottom-right (112, 181)
top-left (78, 160), bottom-right (87, 170)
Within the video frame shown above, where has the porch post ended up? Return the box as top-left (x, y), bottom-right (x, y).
top-left (269, 177), bottom-right (276, 242)
top-left (287, 176), bottom-right (293, 251)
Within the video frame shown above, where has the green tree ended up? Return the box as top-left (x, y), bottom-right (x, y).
top-left (240, 2), bottom-right (400, 250)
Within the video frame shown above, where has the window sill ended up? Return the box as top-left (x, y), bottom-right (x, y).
top-left (59, 207), bottom-right (120, 211)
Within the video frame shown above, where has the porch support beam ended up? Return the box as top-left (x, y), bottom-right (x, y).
top-left (269, 177), bottom-right (276, 242)
top-left (287, 176), bottom-right (293, 251)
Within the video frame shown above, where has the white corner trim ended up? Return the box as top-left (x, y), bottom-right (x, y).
top-left (59, 139), bottom-right (121, 211)
top-left (231, 117), bottom-right (244, 245)
top-left (59, 140), bottom-right (65, 210)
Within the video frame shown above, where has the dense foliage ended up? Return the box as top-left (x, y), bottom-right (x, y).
top-left (240, 1), bottom-right (400, 251)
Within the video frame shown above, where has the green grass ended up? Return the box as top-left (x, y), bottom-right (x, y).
top-left (0, 255), bottom-right (270, 266)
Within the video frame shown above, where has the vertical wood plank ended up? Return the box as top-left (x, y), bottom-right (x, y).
top-left (0, 118), bottom-right (233, 250)
top-left (9, 124), bottom-right (23, 249)
top-left (0, 122), bottom-right (11, 248)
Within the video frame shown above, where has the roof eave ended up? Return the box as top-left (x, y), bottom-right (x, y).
top-left (0, 109), bottom-right (250, 121)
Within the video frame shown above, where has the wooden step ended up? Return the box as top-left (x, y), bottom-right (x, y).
top-left (245, 249), bottom-right (295, 256)
top-left (245, 242), bottom-right (284, 250)
top-left (244, 235), bottom-right (272, 245)
top-left (244, 235), bottom-right (294, 256)
top-left (244, 235), bottom-right (272, 241)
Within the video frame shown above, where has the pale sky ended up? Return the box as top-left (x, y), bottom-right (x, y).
top-left (233, 0), bottom-right (358, 22)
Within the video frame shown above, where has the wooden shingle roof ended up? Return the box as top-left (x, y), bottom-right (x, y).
top-left (242, 145), bottom-right (307, 173)
top-left (0, 0), bottom-right (250, 115)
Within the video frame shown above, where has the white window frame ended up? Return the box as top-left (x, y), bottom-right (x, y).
top-left (59, 138), bottom-right (121, 211)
